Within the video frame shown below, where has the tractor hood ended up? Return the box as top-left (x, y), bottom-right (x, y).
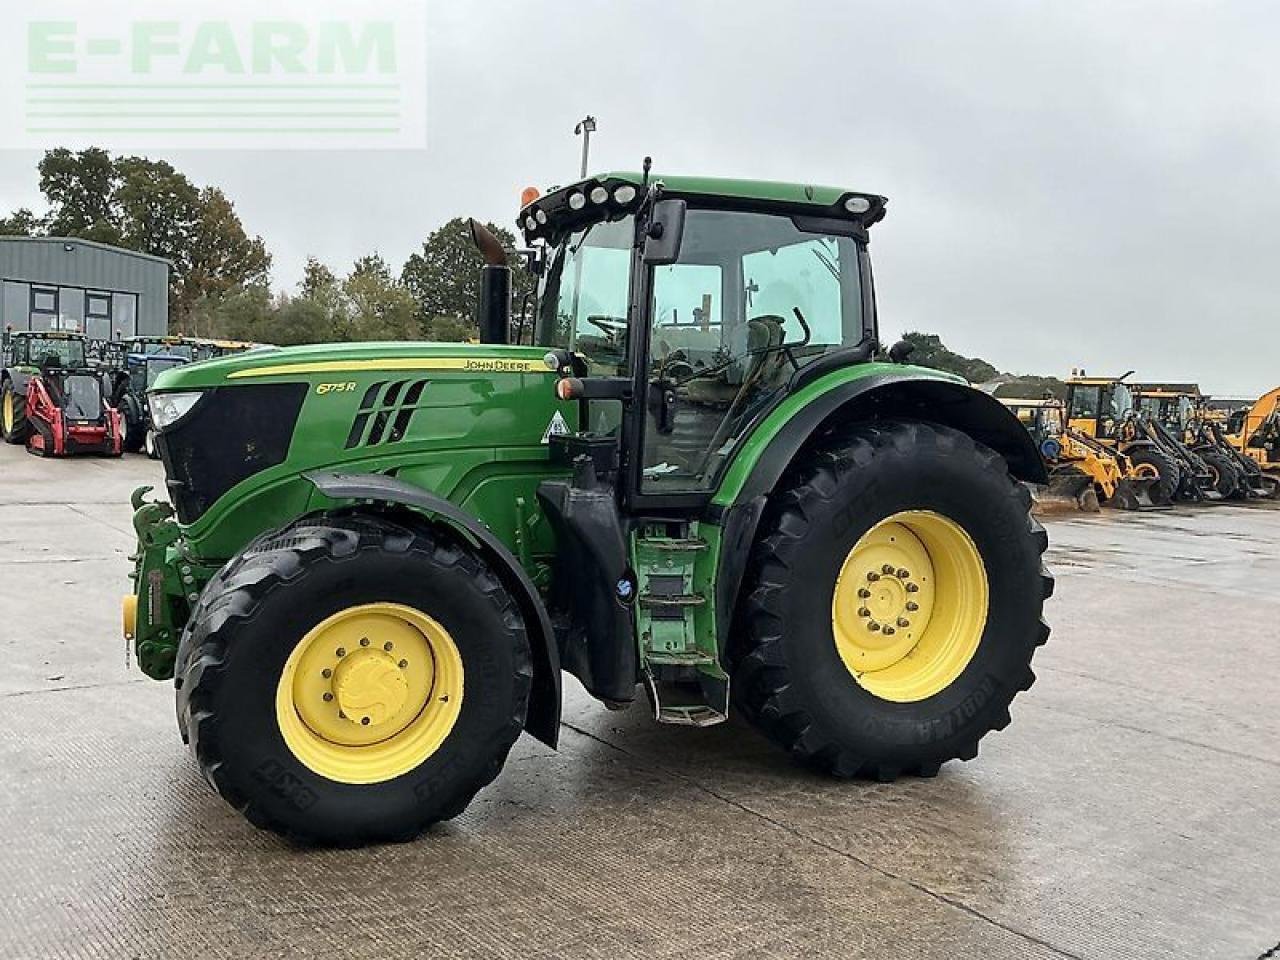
top-left (147, 341), bottom-right (573, 550)
top-left (149, 341), bottom-right (554, 392)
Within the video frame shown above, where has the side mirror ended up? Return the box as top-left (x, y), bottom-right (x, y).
top-left (643, 198), bottom-right (687, 266)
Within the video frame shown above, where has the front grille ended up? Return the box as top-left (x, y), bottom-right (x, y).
top-left (157, 384), bottom-right (307, 524)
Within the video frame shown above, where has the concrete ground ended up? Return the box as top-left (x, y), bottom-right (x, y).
top-left (0, 440), bottom-right (1277, 960)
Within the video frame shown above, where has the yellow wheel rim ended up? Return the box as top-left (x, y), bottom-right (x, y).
top-left (2, 390), bottom-right (12, 433)
top-left (275, 602), bottom-right (464, 784)
top-left (1132, 463), bottom-right (1158, 479)
top-left (831, 510), bottom-right (989, 703)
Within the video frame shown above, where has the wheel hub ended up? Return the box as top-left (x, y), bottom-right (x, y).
top-left (332, 649), bottom-right (410, 729)
top-left (834, 521), bottom-right (936, 671)
top-left (278, 604), bottom-right (463, 780)
top-left (831, 511), bottom-right (988, 702)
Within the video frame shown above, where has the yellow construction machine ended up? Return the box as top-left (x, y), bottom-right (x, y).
top-left (1133, 384), bottom-right (1276, 499)
top-left (1224, 387), bottom-right (1280, 497)
top-left (1064, 372), bottom-right (1225, 504)
top-left (1002, 397), bottom-right (1157, 510)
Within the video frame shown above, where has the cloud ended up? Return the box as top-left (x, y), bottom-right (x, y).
top-left (0, 0), bottom-right (1274, 395)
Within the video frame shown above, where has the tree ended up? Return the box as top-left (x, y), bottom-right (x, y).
top-left (900, 331), bottom-right (1000, 384)
top-left (342, 254), bottom-right (419, 342)
top-left (2, 148), bottom-right (271, 326)
top-left (0, 209), bottom-right (41, 236)
top-left (38, 147), bottom-right (121, 243)
top-left (401, 218), bottom-right (534, 340)
top-left (180, 187), bottom-right (271, 317)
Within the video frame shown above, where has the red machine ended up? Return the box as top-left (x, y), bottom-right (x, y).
top-left (24, 353), bottom-right (123, 458)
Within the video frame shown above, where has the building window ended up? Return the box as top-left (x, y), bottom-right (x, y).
top-left (30, 286), bottom-right (58, 331)
top-left (85, 291), bottom-right (112, 339)
top-left (87, 292), bottom-right (111, 320)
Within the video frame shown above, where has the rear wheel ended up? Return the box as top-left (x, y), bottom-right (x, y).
top-left (1126, 447), bottom-right (1179, 506)
top-left (175, 513), bottom-right (531, 845)
top-left (734, 421), bottom-right (1052, 779)
top-left (1, 380), bottom-right (29, 444)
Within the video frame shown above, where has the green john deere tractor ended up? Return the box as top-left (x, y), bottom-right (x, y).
top-left (124, 170), bottom-right (1053, 845)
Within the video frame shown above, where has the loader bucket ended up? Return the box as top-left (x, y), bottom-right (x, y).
top-left (1041, 471), bottom-right (1100, 512)
top-left (1110, 477), bottom-right (1165, 511)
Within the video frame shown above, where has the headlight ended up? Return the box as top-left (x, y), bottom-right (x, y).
top-left (589, 185), bottom-right (608, 205)
top-left (149, 391), bottom-right (202, 430)
top-left (613, 185), bottom-right (637, 205)
top-left (567, 191), bottom-right (586, 211)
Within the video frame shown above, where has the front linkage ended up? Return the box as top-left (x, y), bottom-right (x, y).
top-left (126, 486), bottom-right (217, 679)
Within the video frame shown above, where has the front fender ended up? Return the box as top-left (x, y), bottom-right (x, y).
top-left (305, 471), bottom-right (561, 749)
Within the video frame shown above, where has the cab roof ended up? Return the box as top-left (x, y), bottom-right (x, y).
top-left (12, 330), bottom-right (85, 341)
top-left (519, 171), bottom-right (887, 245)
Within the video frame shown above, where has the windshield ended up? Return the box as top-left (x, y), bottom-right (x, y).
top-left (1112, 383), bottom-right (1133, 416)
top-left (146, 357), bottom-right (187, 387)
top-left (534, 216), bottom-right (634, 376)
top-left (27, 337), bottom-right (86, 368)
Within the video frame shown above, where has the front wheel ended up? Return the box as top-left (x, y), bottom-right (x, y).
top-left (1, 380), bottom-right (29, 444)
top-left (143, 428), bottom-right (160, 459)
top-left (1126, 446), bottom-right (1179, 506)
top-left (174, 513), bottom-right (531, 845)
top-left (734, 421), bottom-right (1052, 780)
top-left (1199, 450), bottom-right (1243, 499)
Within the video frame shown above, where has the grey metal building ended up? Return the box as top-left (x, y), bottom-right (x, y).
top-left (0, 236), bottom-right (169, 340)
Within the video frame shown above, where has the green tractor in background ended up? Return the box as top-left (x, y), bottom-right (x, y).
top-left (124, 170), bottom-right (1053, 845)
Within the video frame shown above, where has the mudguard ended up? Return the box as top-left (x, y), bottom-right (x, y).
top-left (710, 371), bottom-right (1047, 663)
top-left (305, 471), bottom-right (561, 748)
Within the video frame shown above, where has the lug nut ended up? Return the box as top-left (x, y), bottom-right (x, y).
top-left (867, 572), bottom-right (880, 582)
top-left (905, 583), bottom-right (919, 594)
top-left (323, 692), bottom-right (333, 702)
top-left (398, 659), bottom-right (408, 669)
top-left (882, 564), bottom-right (895, 575)
top-left (360, 717), bottom-right (371, 726)
top-left (906, 601), bottom-right (919, 612)
top-left (336, 647), bottom-right (346, 657)
top-left (883, 626), bottom-right (896, 636)
top-left (897, 617), bottom-right (911, 628)
top-left (896, 568), bottom-right (910, 579)
top-left (338, 711), bottom-right (347, 719)
top-left (868, 621), bottom-right (882, 632)
top-left (857, 607), bottom-right (871, 618)
top-left (322, 668), bottom-right (332, 679)
top-left (360, 637), bottom-right (370, 647)
top-left (384, 642), bottom-right (393, 651)
top-left (857, 588), bottom-right (871, 599)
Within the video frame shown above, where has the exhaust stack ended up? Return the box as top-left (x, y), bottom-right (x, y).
top-left (469, 219), bottom-right (511, 345)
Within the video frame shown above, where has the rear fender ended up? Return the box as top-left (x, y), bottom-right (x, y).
top-left (711, 373), bottom-right (1046, 665)
top-left (304, 471), bottom-right (561, 749)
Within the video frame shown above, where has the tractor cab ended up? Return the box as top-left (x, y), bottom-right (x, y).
top-left (1065, 375), bottom-right (1136, 440)
top-left (523, 173), bottom-right (881, 506)
top-left (108, 342), bottom-right (193, 456)
top-left (189, 338), bottom-right (261, 361)
top-left (124, 336), bottom-right (196, 362)
top-left (1132, 385), bottom-right (1202, 436)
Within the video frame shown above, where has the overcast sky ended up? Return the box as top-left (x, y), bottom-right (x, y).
top-left (3, 0), bottom-right (1277, 397)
